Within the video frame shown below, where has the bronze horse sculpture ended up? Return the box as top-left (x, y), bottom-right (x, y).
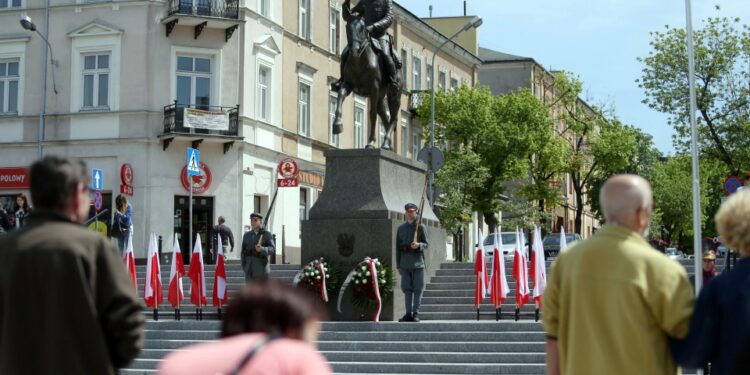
top-left (331, 8), bottom-right (401, 150)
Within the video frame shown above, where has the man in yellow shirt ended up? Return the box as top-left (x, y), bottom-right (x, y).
top-left (543, 175), bottom-right (695, 374)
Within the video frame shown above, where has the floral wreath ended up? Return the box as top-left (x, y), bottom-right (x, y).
top-left (294, 258), bottom-right (339, 303)
top-left (337, 257), bottom-right (394, 322)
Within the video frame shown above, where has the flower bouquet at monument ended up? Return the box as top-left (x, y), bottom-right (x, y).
top-left (337, 257), bottom-right (394, 321)
top-left (293, 257), bottom-right (338, 303)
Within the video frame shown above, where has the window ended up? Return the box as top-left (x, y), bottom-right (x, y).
top-left (299, 0), bottom-right (310, 40)
top-left (412, 125), bottom-right (421, 160)
top-left (401, 112), bottom-right (409, 157)
top-left (259, 0), bottom-right (269, 17)
top-left (329, 8), bottom-right (340, 54)
top-left (438, 71), bottom-right (446, 92)
top-left (81, 53), bottom-right (110, 110)
top-left (257, 65), bottom-right (270, 121)
top-left (299, 188), bottom-right (309, 221)
top-left (0, 60), bottom-right (19, 115)
top-left (412, 56), bottom-right (421, 90)
top-left (450, 76), bottom-right (459, 91)
top-left (354, 104), bottom-right (365, 148)
top-left (254, 195), bottom-right (262, 214)
top-left (176, 55), bottom-right (211, 108)
top-left (298, 82), bottom-right (310, 136)
top-left (328, 94), bottom-right (339, 147)
top-left (0, 0), bottom-right (22, 8)
top-left (400, 49), bottom-right (408, 89)
top-left (426, 64), bottom-right (433, 90)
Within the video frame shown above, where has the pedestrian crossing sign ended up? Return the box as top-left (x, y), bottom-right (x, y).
top-left (187, 148), bottom-right (200, 176)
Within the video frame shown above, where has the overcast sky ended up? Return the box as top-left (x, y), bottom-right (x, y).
top-left (395, 0), bottom-right (750, 154)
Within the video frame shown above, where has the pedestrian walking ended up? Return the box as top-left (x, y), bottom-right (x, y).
top-left (396, 202), bottom-right (428, 322)
top-left (210, 216), bottom-right (234, 263)
top-left (543, 174), bottom-right (694, 374)
top-left (0, 156), bottom-right (144, 374)
top-left (13, 192), bottom-right (32, 229)
top-left (111, 194), bottom-right (133, 255)
top-left (158, 279), bottom-right (332, 375)
top-left (673, 190), bottom-right (750, 374)
top-left (241, 213), bottom-right (275, 282)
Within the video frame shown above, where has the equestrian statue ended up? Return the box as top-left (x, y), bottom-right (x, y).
top-left (330, 0), bottom-right (402, 150)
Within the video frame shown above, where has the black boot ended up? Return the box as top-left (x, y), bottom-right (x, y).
top-left (398, 313), bottom-right (413, 322)
top-left (411, 312), bottom-right (420, 322)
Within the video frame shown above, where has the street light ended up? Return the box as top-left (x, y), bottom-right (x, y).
top-left (428, 15), bottom-right (482, 205)
top-left (20, 15), bottom-right (56, 159)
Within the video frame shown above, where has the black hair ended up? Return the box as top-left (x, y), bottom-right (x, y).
top-left (29, 156), bottom-right (88, 210)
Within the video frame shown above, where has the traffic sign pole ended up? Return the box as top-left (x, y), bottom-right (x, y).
top-left (186, 148), bottom-right (200, 254)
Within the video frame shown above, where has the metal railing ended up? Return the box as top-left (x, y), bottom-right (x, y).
top-left (409, 90), bottom-right (429, 112)
top-left (163, 102), bottom-right (239, 137)
top-left (167, 0), bottom-right (239, 19)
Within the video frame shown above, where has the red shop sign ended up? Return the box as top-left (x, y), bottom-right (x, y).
top-left (120, 163), bottom-right (134, 196)
top-left (0, 167), bottom-right (30, 189)
top-left (180, 162), bottom-right (212, 194)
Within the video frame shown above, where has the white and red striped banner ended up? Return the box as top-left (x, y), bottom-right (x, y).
top-left (317, 260), bottom-right (329, 302)
top-left (474, 229), bottom-right (488, 308)
top-left (513, 228), bottom-right (530, 308)
top-left (366, 257), bottom-right (382, 322)
top-left (490, 229), bottom-right (510, 307)
top-left (122, 229), bottom-right (137, 292)
top-left (212, 235), bottom-right (228, 307)
top-left (531, 226), bottom-right (547, 307)
top-left (144, 233), bottom-right (163, 308)
top-left (168, 233), bottom-right (185, 309)
top-left (188, 234), bottom-right (207, 308)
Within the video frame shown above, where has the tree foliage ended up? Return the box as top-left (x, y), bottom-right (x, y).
top-left (638, 15), bottom-right (750, 174)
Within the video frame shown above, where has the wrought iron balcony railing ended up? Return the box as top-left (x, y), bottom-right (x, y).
top-left (163, 102), bottom-right (239, 137)
top-left (409, 90), bottom-right (429, 113)
top-left (167, 0), bottom-right (239, 19)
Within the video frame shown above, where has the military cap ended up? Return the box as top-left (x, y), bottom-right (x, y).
top-left (404, 203), bottom-right (418, 211)
top-left (702, 250), bottom-right (716, 260)
top-left (250, 213), bottom-right (263, 220)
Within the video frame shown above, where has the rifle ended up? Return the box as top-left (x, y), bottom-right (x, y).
top-left (256, 187), bottom-right (279, 250)
top-left (412, 175), bottom-right (429, 244)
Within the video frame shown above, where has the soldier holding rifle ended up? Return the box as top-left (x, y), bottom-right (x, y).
top-left (396, 202), bottom-right (428, 322)
top-left (241, 213), bottom-right (275, 282)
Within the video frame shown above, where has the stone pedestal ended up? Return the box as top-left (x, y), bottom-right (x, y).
top-left (301, 149), bottom-right (446, 321)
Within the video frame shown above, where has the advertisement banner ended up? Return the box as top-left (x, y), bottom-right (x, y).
top-left (184, 108), bottom-right (229, 131)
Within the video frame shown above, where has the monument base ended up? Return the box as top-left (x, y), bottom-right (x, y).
top-left (301, 149), bottom-right (446, 321)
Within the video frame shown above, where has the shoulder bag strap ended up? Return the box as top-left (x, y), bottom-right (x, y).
top-left (227, 334), bottom-right (281, 375)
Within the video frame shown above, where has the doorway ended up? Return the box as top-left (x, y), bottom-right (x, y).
top-left (174, 195), bottom-right (214, 265)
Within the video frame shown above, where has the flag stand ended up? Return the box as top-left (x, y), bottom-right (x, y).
top-left (153, 309), bottom-right (158, 321)
top-left (476, 308), bottom-right (480, 321)
top-left (496, 307), bottom-right (501, 321)
top-left (534, 308), bottom-right (540, 322)
top-left (196, 308), bottom-right (202, 321)
top-left (514, 307), bottom-right (520, 321)
top-left (217, 307), bottom-right (222, 319)
top-left (174, 308), bottom-right (180, 321)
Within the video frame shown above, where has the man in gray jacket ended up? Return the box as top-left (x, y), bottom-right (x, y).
top-left (0, 156), bottom-right (144, 374)
top-left (396, 202), bottom-right (428, 322)
top-left (241, 213), bottom-right (275, 282)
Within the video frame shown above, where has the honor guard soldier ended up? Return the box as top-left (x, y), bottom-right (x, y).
top-left (241, 213), bottom-right (275, 282)
top-left (396, 202), bottom-right (428, 322)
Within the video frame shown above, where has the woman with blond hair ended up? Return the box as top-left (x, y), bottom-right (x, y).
top-left (158, 279), bottom-right (332, 375)
top-left (673, 190), bottom-right (750, 375)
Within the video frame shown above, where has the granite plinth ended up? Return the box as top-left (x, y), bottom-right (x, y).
top-left (301, 149), bottom-right (446, 321)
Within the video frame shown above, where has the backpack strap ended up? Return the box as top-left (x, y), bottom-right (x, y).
top-left (227, 334), bottom-right (281, 375)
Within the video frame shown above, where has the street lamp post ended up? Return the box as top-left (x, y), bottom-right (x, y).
top-left (20, 14), bottom-right (54, 159)
top-left (428, 16), bottom-right (482, 205)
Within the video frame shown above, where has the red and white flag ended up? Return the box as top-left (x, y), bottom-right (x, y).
top-left (168, 233), bottom-right (185, 309)
top-left (489, 229), bottom-right (510, 308)
top-left (212, 235), bottom-right (228, 307)
top-left (474, 229), bottom-right (488, 308)
top-left (144, 233), bottom-right (163, 308)
top-left (513, 228), bottom-right (530, 308)
top-left (122, 230), bottom-right (137, 292)
top-left (188, 234), bottom-right (207, 308)
top-left (530, 226), bottom-right (547, 307)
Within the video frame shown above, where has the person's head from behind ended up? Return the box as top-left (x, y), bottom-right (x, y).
top-left (115, 194), bottom-right (128, 212)
top-left (599, 174), bottom-right (653, 236)
top-left (715, 190), bottom-right (750, 258)
top-left (222, 278), bottom-right (326, 345)
top-left (30, 156), bottom-right (90, 224)
top-left (218, 216), bottom-right (225, 224)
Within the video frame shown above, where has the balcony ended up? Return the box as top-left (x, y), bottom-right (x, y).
top-left (409, 90), bottom-right (429, 113)
top-left (161, 102), bottom-right (241, 154)
top-left (162, 0), bottom-right (242, 41)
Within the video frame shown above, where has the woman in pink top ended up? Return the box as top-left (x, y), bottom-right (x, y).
top-left (158, 279), bottom-right (332, 375)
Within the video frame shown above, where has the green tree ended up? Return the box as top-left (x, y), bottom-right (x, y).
top-left (638, 15), bottom-right (750, 174)
top-left (416, 85), bottom-right (556, 233)
top-left (434, 149), bottom-right (490, 234)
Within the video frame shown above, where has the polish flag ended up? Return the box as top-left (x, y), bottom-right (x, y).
top-left (144, 233), bottom-right (163, 308)
top-left (513, 228), bottom-right (530, 308)
top-left (188, 234), bottom-right (207, 307)
top-left (530, 226), bottom-right (547, 306)
top-left (560, 226), bottom-right (568, 253)
top-left (489, 229), bottom-right (510, 308)
top-left (167, 233), bottom-right (185, 309)
top-left (212, 235), bottom-right (228, 307)
top-left (474, 229), bottom-right (488, 308)
top-left (122, 229), bottom-right (137, 292)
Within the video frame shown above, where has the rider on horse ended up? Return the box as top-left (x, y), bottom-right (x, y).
top-left (332, 0), bottom-right (402, 93)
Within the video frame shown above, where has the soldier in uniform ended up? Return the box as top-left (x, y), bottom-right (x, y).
top-left (241, 213), bottom-right (275, 282)
top-left (333, 0), bottom-right (401, 92)
top-left (395, 203), bottom-right (428, 322)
